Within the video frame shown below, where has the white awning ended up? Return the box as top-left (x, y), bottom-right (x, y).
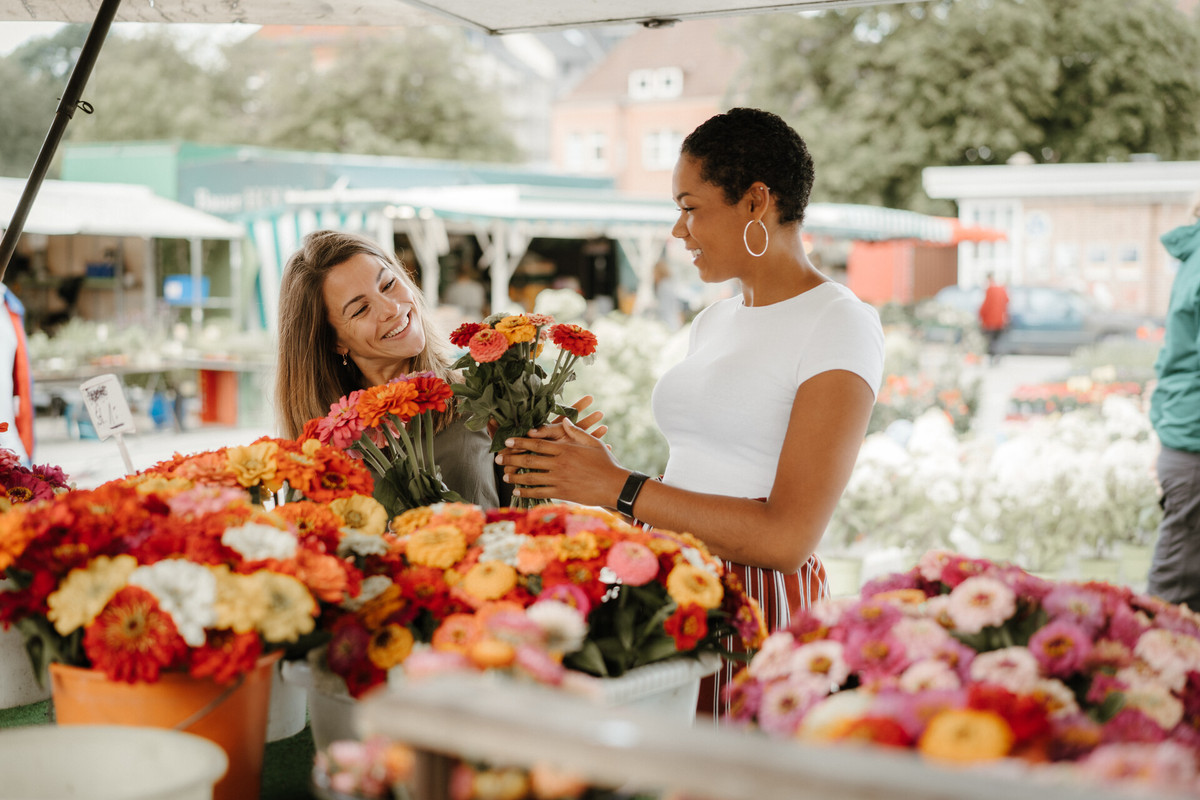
top-left (0, 178), bottom-right (244, 240)
top-left (0, 1), bottom-right (902, 34)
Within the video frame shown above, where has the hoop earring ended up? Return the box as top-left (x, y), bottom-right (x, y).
top-left (743, 220), bottom-right (768, 258)
top-left (341, 353), bottom-right (348, 366)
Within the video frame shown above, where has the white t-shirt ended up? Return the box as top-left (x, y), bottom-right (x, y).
top-left (651, 282), bottom-right (884, 499)
top-left (0, 307), bottom-right (27, 463)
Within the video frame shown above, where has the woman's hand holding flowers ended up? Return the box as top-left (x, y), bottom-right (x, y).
top-left (498, 418), bottom-right (626, 510)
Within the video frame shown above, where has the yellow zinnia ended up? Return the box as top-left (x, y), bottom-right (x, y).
top-left (406, 525), bottom-right (467, 569)
top-left (211, 566), bottom-right (269, 633)
top-left (665, 564), bottom-right (723, 610)
top-left (390, 507), bottom-right (434, 537)
top-left (368, 624), bottom-right (415, 669)
top-left (250, 571), bottom-right (317, 642)
top-left (227, 442), bottom-right (280, 489)
top-left (330, 494), bottom-right (388, 537)
top-left (359, 584), bottom-right (405, 630)
top-left (555, 531), bottom-right (599, 561)
top-left (462, 561), bottom-right (518, 601)
top-left (46, 554), bottom-right (138, 635)
top-left (918, 709), bottom-right (1014, 763)
top-left (495, 315), bottom-right (536, 345)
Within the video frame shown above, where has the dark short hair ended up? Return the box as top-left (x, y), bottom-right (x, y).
top-left (680, 107), bottom-right (815, 226)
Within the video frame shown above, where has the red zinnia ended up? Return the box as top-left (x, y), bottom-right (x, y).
top-left (188, 629), bottom-right (262, 685)
top-left (468, 328), bottom-right (509, 363)
top-left (83, 586), bottom-right (188, 683)
top-left (550, 324), bottom-right (597, 357)
top-left (449, 322), bottom-right (485, 348)
top-left (663, 604), bottom-right (708, 651)
top-left (408, 372), bottom-right (455, 414)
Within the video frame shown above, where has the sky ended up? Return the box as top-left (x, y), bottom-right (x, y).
top-left (0, 21), bottom-right (259, 57)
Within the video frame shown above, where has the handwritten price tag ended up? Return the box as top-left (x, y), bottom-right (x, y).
top-left (79, 374), bottom-right (136, 441)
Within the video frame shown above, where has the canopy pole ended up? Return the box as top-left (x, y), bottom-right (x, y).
top-left (0, 0), bottom-right (123, 283)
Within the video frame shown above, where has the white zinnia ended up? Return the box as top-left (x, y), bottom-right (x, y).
top-left (476, 524), bottom-right (528, 566)
top-left (222, 522), bottom-right (297, 562)
top-left (129, 560), bottom-right (217, 647)
top-left (337, 530), bottom-right (389, 559)
top-left (969, 646), bottom-right (1040, 693)
top-left (340, 575), bottom-right (394, 611)
top-left (525, 600), bottom-right (588, 654)
top-left (947, 575), bottom-right (1017, 634)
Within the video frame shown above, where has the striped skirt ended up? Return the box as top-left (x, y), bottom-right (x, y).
top-left (696, 553), bottom-right (829, 720)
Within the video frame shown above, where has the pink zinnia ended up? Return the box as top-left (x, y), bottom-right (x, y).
top-left (843, 628), bottom-right (909, 683)
top-left (968, 646), bottom-right (1040, 693)
top-left (166, 485), bottom-right (249, 518)
top-left (1081, 742), bottom-right (1198, 791)
top-left (318, 390), bottom-right (365, 449)
top-left (605, 541), bottom-right (659, 586)
top-left (1028, 619), bottom-right (1092, 677)
top-left (1043, 584), bottom-right (1106, 634)
top-left (756, 677), bottom-right (823, 737)
top-left (468, 328), bottom-right (509, 362)
top-left (788, 640), bottom-right (850, 686)
top-left (514, 643), bottom-right (566, 685)
top-left (539, 581), bottom-right (591, 617)
top-left (402, 649), bottom-right (472, 680)
top-left (946, 575), bottom-right (1016, 634)
top-left (873, 688), bottom-right (967, 740)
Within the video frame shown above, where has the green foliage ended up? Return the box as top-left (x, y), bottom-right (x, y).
top-left (737, 0), bottom-right (1200, 211)
top-left (0, 24), bottom-right (519, 164)
top-left (562, 583), bottom-right (680, 677)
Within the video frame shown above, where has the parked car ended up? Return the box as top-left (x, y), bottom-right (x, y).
top-left (927, 285), bottom-right (1157, 356)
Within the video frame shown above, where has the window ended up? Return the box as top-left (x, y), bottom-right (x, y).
top-left (628, 66), bottom-right (684, 100)
top-left (564, 132), bottom-right (608, 172)
top-left (642, 129), bottom-right (683, 170)
top-left (628, 69), bottom-right (654, 100)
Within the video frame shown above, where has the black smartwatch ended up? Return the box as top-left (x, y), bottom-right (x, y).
top-left (616, 471), bottom-right (651, 519)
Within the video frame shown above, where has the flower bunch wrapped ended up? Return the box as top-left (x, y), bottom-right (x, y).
top-left (449, 313), bottom-right (597, 456)
top-left (304, 372), bottom-right (464, 516)
top-left (0, 439), bottom-right (387, 685)
top-left (315, 502), bottom-right (766, 697)
top-left (726, 550), bottom-right (1200, 796)
top-left (0, 427), bottom-right (70, 509)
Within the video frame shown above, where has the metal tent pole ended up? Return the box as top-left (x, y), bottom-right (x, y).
top-left (0, 0), bottom-right (124, 283)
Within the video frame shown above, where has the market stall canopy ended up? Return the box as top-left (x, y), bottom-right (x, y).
top-left (0, 0), bottom-right (900, 34)
top-left (0, 177), bottom-right (244, 240)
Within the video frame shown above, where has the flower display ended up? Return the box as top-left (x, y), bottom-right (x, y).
top-left (0, 438), bottom-right (381, 685)
top-left (304, 373), bottom-right (465, 516)
top-left (726, 551), bottom-right (1200, 796)
top-left (449, 313), bottom-right (596, 464)
top-left (313, 502), bottom-right (766, 698)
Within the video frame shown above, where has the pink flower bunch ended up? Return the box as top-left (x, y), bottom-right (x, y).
top-left (0, 440), bottom-right (69, 508)
top-left (725, 550), bottom-right (1200, 795)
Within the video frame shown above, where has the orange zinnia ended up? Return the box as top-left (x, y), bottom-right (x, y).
top-left (918, 709), bottom-right (1014, 762)
top-left (431, 613), bottom-right (483, 654)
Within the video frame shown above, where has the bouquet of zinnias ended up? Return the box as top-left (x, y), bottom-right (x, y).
top-left (0, 438), bottom-right (383, 685)
top-left (449, 313), bottom-right (596, 455)
top-left (726, 550), bottom-right (1200, 796)
top-left (313, 502), bottom-right (767, 697)
top-left (304, 372), bottom-right (464, 517)
top-left (0, 429), bottom-right (70, 509)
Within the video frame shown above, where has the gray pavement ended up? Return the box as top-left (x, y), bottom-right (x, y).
top-left (970, 354), bottom-right (1074, 440)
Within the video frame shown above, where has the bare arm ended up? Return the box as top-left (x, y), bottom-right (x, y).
top-left (498, 369), bottom-right (875, 573)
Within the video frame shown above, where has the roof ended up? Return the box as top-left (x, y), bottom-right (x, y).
top-left (0, 178), bottom-right (244, 240)
top-left (277, 184), bottom-right (973, 243)
top-left (923, 161), bottom-right (1200, 202)
top-left (562, 18), bottom-right (744, 102)
top-left (0, 0), bottom-right (903, 35)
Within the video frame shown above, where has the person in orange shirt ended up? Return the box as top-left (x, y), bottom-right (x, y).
top-left (978, 273), bottom-right (1010, 362)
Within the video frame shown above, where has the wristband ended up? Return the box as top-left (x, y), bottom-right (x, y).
top-left (616, 471), bottom-right (650, 519)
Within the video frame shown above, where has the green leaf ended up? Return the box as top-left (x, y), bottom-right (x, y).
top-left (563, 640), bottom-right (609, 677)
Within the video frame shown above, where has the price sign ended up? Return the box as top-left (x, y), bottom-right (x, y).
top-left (79, 373), bottom-right (135, 441)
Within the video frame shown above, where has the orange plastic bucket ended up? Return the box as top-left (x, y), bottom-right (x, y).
top-left (49, 651), bottom-right (281, 800)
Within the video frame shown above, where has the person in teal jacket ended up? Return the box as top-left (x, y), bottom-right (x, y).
top-left (1148, 213), bottom-right (1200, 611)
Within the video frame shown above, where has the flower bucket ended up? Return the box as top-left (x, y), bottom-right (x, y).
top-left (49, 651), bottom-right (280, 800)
top-left (281, 658), bottom-right (360, 752)
top-left (0, 725), bottom-right (226, 800)
top-left (560, 652), bottom-right (721, 723)
top-left (0, 624), bottom-right (49, 709)
top-left (266, 659), bottom-right (308, 742)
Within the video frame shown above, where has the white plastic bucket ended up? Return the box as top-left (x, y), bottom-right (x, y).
top-left (0, 725), bottom-right (228, 800)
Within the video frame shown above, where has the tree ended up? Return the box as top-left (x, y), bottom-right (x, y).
top-left (0, 25), bottom-right (89, 178)
top-left (227, 27), bottom-right (519, 161)
top-left (736, 0), bottom-right (1200, 212)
